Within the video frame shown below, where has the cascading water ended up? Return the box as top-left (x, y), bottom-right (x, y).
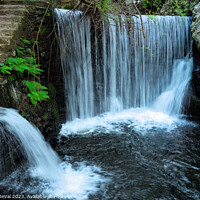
top-left (56, 10), bottom-right (94, 120)
top-left (0, 107), bottom-right (62, 180)
top-left (55, 9), bottom-right (193, 122)
top-left (154, 57), bottom-right (193, 115)
top-left (0, 107), bottom-right (105, 199)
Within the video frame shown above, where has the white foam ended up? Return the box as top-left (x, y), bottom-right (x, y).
top-left (0, 107), bottom-right (107, 199)
top-left (60, 108), bottom-right (192, 136)
top-left (39, 162), bottom-right (105, 200)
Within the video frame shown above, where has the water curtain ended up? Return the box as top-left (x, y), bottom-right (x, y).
top-left (55, 9), bottom-right (193, 120)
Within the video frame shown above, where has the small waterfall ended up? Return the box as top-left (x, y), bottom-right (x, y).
top-left (55, 9), bottom-right (193, 120)
top-left (0, 107), bottom-right (104, 198)
top-left (154, 57), bottom-right (193, 115)
top-left (0, 107), bottom-right (62, 180)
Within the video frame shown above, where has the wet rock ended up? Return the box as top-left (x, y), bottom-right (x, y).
top-left (192, 70), bottom-right (200, 97)
top-left (191, 2), bottom-right (200, 52)
top-left (0, 122), bottom-right (26, 180)
top-left (9, 83), bottom-right (23, 106)
top-left (188, 94), bottom-right (200, 117)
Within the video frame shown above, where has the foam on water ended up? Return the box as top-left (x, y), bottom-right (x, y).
top-left (60, 108), bottom-right (193, 136)
top-left (30, 162), bottom-right (104, 200)
top-left (0, 107), bottom-right (106, 199)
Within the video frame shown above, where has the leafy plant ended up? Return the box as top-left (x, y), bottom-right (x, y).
top-left (0, 38), bottom-right (50, 106)
top-left (97, 0), bottom-right (119, 17)
top-left (169, 0), bottom-right (189, 16)
top-left (0, 63), bottom-right (12, 74)
top-left (3, 57), bottom-right (43, 77)
top-left (141, 0), bottom-right (165, 14)
top-left (23, 81), bottom-right (49, 106)
top-left (20, 38), bottom-right (32, 45)
top-left (21, 112), bottom-right (30, 119)
top-left (16, 47), bottom-right (25, 57)
top-left (142, 0), bottom-right (197, 16)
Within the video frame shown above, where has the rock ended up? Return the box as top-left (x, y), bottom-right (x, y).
top-left (160, 0), bottom-right (172, 15)
top-left (9, 83), bottom-right (23, 106)
top-left (191, 2), bottom-right (200, 52)
top-left (188, 94), bottom-right (200, 117)
top-left (0, 122), bottom-right (26, 180)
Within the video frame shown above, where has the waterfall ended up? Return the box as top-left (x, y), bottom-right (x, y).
top-left (154, 57), bottom-right (193, 115)
top-left (55, 9), bottom-right (193, 120)
top-left (56, 10), bottom-right (94, 120)
top-left (0, 107), bottom-right (104, 198)
top-left (0, 107), bottom-right (62, 180)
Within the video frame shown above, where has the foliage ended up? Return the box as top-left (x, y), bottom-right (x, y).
top-left (3, 57), bottom-right (43, 78)
top-left (141, 0), bottom-right (196, 15)
top-left (142, 0), bottom-right (165, 14)
top-left (0, 64), bottom-right (12, 74)
top-left (23, 81), bottom-right (49, 106)
top-left (21, 112), bottom-right (30, 119)
top-left (0, 39), bottom-right (50, 107)
top-left (20, 38), bottom-right (32, 45)
top-left (97, 0), bottom-right (119, 17)
top-left (168, 0), bottom-right (194, 16)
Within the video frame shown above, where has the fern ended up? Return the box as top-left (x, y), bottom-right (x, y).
top-left (23, 81), bottom-right (49, 106)
top-left (3, 57), bottom-right (43, 77)
top-left (0, 39), bottom-right (50, 106)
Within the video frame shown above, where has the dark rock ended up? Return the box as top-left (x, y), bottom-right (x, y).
top-left (191, 2), bottom-right (200, 52)
top-left (192, 71), bottom-right (200, 98)
top-left (0, 122), bottom-right (26, 180)
top-left (188, 94), bottom-right (200, 117)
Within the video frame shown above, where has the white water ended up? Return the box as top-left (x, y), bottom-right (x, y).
top-left (154, 57), bottom-right (193, 115)
top-left (55, 9), bottom-right (193, 122)
top-left (0, 107), bottom-right (105, 199)
top-left (55, 9), bottom-right (94, 120)
top-left (55, 9), bottom-right (193, 136)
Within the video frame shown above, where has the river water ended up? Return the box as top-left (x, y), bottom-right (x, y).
top-left (58, 114), bottom-right (200, 200)
top-left (1, 108), bottom-right (200, 199)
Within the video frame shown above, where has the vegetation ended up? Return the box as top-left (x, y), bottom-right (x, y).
top-left (141, 0), bottom-right (198, 15)
top-left (141, 0), bottom-right (165, 14)
top-left (0, 39), bottom-right (49, 107)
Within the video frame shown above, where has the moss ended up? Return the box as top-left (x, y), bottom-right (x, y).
top-left (47, 82), bottom-right (59, 121)
top-left (62, 2), bottom-right (75, 9)
top-left (52, 100), bottom-right (60, 122)
top-left (43, 113), bottom-right (49, 120)
top-left (48, 82), bottom-right (56, 98)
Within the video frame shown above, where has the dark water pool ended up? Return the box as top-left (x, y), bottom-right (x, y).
top-left (1, 115), bottom-right (200, 200)
top-left (56, 118), bottom-right (200, 200)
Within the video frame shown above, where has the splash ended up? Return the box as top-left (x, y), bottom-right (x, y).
top-left (0, 107), bottom-right (106, 199)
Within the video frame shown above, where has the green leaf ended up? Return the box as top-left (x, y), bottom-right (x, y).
top-left (0, 66), bottom-right (12, 74)
top-left (24, 81), bottom-right (49, 106)
top-left (20, 38), bottom-right (31, 45)
top-left (25, 57), bottom-right (36, 64)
